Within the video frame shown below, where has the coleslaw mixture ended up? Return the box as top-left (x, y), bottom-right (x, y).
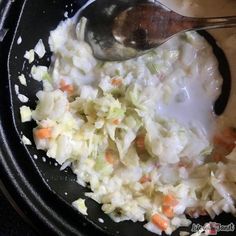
top-left (28, 3), bottom-right (236, 235)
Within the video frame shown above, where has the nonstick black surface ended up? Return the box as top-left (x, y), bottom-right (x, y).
top-left (0, 0), bottom-right (234, 235)
top-left (0, 189), bottom-right (37, 236)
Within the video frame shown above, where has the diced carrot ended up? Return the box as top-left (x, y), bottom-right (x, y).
top-left (59, 80), bottom-right (74, 94)
top-left (105, 150), bottom-right (116, 165)
top-left (212, 153), bottom-right (224, 162)
top-left (213, 135), bottom-right (234, 151)
top-left (162, 194), bottom-right (177, 219)
top-left (111, 78), bottom-right (122, 86)
top-left (139, 175), bottom-right (151, 184)
top-left (163, 194), bottom-right (178, 207)
top-left (212, 127), bottom-right (236, 162)
top-left (162, 205), bottom-right (174, 219)
top-left (213, 127), bottom-right (236, 152)
top-left (112, 119), bottom-right (120, 125)
top-left (213, 135), bottom-right (224, 146)
top-left (223, 127), bottom-right (236, 140)
top-left (35, 128), bottom-right (52, 139)
top-left (151, 214), bottom-right (169, 231)
top-left (136, 135), bottom-right (145, 151)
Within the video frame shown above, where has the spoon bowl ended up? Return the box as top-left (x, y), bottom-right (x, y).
top-left (80, 0), bottom-right (236, 61)
top-left (113, 2), bottom-right (236, 51)
top-left (80, 0), bottom-right (145, 61)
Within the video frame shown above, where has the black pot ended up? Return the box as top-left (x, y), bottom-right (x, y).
top-left (0, 0), bottom-right (234, 235)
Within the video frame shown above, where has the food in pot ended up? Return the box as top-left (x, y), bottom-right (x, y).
top-left (24, 0), bottom-right (236, 235)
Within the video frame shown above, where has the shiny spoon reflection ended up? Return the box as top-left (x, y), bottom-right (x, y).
top-left (80, 0), bottom-right (236, 61)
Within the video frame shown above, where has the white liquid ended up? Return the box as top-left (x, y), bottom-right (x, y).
top-left (153, 33), bottom-right (222, 137)
top-left (157, 77), bottom-right (216, 136)
top-left (158, 0), bottom-right (236, 130)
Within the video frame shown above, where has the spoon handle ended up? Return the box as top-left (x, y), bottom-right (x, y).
top-left (186, 16), bottom-right (236, 31)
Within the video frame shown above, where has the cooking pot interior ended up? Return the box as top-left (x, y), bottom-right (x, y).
top-left (7, 0), bottom-right (233, 235)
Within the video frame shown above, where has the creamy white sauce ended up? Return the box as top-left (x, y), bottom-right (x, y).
top-left (158, 0), bottom-right (236, 130)
top-left (154, 36), bottom-right (221, 137)
top-left (157, 77), bottom-right (216, 136)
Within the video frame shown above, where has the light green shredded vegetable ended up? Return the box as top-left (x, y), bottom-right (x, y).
top-left (146, 62), bottom-right (161, 75)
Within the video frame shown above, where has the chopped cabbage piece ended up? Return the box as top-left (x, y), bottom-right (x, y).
top-left (24, 49), bottom-right (35, 63)
top-left (20, 106), bottom-right (32, 122)
top-left (34, 39), bottom-right (46, 58)
top-left (72, 198), bottom-right (88, 215)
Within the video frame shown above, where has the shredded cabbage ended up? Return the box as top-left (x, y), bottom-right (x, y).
top-left (29, 16), bottom-right (233, 236)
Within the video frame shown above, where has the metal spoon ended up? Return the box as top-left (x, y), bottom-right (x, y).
top-left (80, 0), bottom-right (236, 61)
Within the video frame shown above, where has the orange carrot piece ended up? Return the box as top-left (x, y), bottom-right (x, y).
top-left (151, 214), bottom-right (169, 231)
top-left (35, 128), bottom-right (52, 139)
top-left (223, 127), bottom-right (236, 140)
top-left (213, 135), bottom-right (234, 151)
top-left (105, 150), bottom-right (116, 165)
top-left (212, 127), bottom-right (236, 163)
top-left (111, 78), bottom-right (122, 86)
top-left (162, 205), bottom-right (174, 219)
top-left (112, 119), bottom-right (120, 125)
top-left (59, 80), bottom-right (74, 94)
top-left (136, 135), bottom-right (145, 150)
top-left (213, 127), bottom-right (236, 151)
top-left (213, 135), bottom-right (223, 146)
top-left (139, 175), bottom-right (151, 184)
top-left (163, 194), bottom-right (178, 207)
top-left (212, 153), bottom-right (224, 162)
